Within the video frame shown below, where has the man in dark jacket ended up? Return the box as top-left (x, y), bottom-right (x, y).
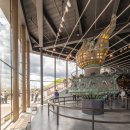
top-left (54, 89), bottom-right (59, 102)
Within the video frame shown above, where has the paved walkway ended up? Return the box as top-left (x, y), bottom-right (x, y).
top-left (1, 103), bottom-right (11, 118)
top-left (28, 101), bottom-right (130, 130)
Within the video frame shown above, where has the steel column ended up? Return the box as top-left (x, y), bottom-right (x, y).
top-left (66, 61), bottom-right (68, 87)
top-left (54, 57), bottom-right (56, 91)
top-left (40, 49), bottom-right (43, 105)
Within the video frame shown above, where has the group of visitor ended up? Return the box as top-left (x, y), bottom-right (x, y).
top-left (0, 90), bottom-right (8, 104)
top-left (31, 89), bottom-right (41, 103)
top-left (73, 94), bottom-right (79, 101)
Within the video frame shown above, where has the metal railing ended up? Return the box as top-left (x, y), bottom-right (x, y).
top-left (48, 96), bottom-right (130, 130)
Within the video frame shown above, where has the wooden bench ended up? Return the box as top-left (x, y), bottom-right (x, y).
top-left (10, 115), bottom-right (31, 130)
top-left (31, 104), bottom-right (37, 112)
top-left (20, 115), bottom-right (31, 123)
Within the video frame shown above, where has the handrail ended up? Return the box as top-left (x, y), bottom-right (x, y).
top-left (48, 96), bottom-right (130, 129)
top-left (48, 97), bottom-right (130, 112)
top-left (49, 109), bottom-right (130, 124)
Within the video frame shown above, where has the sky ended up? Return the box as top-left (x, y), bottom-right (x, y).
top-left (0, 8), bottom-right (79, 89)
top-left (30, 53), bottom-right (77, 88)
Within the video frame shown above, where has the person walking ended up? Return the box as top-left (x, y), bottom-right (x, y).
top-left (54, 89), bottom-right (59, 102)
top-left (31, 91), bottom-right (34, 101)
top-left (34, 89), bottom-right (39, 103)
top-left (3, 90), bottom-right (8, 104)
top-left (73, 94), bottom-right (76, 101)
top-left (120, 87), bottom-right (126, 108)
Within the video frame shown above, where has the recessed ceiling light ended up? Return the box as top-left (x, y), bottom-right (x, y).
top-left (59, 28), bottom-right (61, 32)
top-left (65, 6), bottom-right (69, 13)
top-left (62, 17), bottom-right (65, 22)
top-left (60, 23), bottom-right (63, 28)
top-left (67, 0), bottom-right (71, 7)
top-left (110, 54), bottom-right (113, 57)
top-left (53, 48), bottom-right (56, 51)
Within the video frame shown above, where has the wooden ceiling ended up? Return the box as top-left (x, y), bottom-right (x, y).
top-left (20, 0), bottom-right (130, 71)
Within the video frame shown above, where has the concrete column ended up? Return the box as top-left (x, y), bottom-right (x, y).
top-left (54, 57), bottom-right (56, 91)
top-left (21, 25), bottom-right (26, 112)
top-left (40, 49), bottom-right (43, 105)
top-left (12, 0), bottom-right (19, 121)
top-left (66, 61), bottom-right (68, 87)
top-left (26, 41), bottom-right (30, 107)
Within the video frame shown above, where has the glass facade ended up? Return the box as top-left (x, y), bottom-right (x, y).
top-left (0, 6), bottom-right (12, 128)
top-left (0, 5), bottom-right (77, 129)
top-left (0, 4), bottom-right (25, 128)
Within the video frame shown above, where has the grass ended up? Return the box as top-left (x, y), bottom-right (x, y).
top-left (45, 78), bottom-right (64, 89)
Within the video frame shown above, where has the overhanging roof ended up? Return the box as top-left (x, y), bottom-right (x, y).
top-left (20, 0), bottom-right (130, 71)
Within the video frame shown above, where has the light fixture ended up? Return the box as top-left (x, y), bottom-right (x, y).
top-left (67, 0), bottom-right (71, 7)
top-left (60, 23), bottom-right (63, 28)
top-left (53, 48), bottom-right (56, 51)
top-left (110, 54), bottom-right (113, 57)
top-left (62, 17), bottom-right (65, 22)
top-left (65, 6), bottom-right (69, 13)
top-left (59, 28), bottom-right (61, 32)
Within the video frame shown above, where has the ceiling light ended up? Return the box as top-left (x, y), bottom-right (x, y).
top-left (65, 6), bottom-right (69, 13)
top-left (53, 48), bottom-right (56, 51)
top-left (110, 54), bottom-right (113, 57)
top-left (59, 28), bottom-right (61, 32)
top-left (60, 23), bottom-right (63, 28)
top-left (62, 17), bottom-right (65, 22)
top-left (67, 0), bottom-right (71, 7)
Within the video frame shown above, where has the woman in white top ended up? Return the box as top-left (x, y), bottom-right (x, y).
top-left (120, 87), bottom-right (126, 108)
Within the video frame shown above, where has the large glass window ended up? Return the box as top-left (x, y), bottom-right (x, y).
top-left (0, 7), bottom-right (12, 129)
top-left (30, 54), bottom-right (40, 104)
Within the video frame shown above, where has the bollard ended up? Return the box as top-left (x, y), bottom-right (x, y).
top-left (48, 103), bottom-right (50, 116)
top-left (57, 106), bottom-right (59, 125)
top-left (58, 98), bottom-right (60, 104)
top-left (92, 110), bottom-right (94, 130)
top-left (126, 97), bottom-right (128, 110)
top-left (64, 97), bottom-right (65, 105)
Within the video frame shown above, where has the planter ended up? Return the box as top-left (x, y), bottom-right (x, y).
top-left (82, 99), bottom-right (104, 115)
